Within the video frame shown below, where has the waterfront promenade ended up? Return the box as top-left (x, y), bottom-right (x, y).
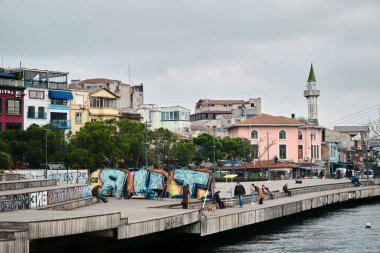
top-left (1, 178), bottom-right (379, 253)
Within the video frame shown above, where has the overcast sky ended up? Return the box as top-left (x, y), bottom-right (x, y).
top-left (1, 0), bottom-right (379, 127)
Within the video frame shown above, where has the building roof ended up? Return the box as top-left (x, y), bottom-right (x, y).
top-left (89, 88), bottom-right (119, 98)
top-left (235, 113), bottom-right (308, 126)
top-left (334, 126), bottom-right (370, 133)
top-left (206, 99), bottom-right (245, 105)
top-left (308, 64), bottom-right (316, 82)
top-left (222, 160), bottom-right (299, 170)
top-left (81, 78), bottom-right (113, 84)
top-left (192, 111), bottom-right (232, 115)
top-left (170, 131), bottom-right (189, 140)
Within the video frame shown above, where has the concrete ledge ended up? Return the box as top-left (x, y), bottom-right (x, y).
top-left (37, 197), bottom-right (97, 211)
top-left (28, 212), bottom-right (121, 239)
top-left (0, 179), bottom-right (56, 192)
top-left (118, 210), bottom-right (199, 239)
top-left (0, 230), bottom-right (28, 253)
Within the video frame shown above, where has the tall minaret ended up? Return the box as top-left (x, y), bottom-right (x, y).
top-left (304, 64), bottom-right (320, 125)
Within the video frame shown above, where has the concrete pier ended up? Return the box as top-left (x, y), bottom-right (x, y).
top-left (1, 179), bottom-right (379, 253)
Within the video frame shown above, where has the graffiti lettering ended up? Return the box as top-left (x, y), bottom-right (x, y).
top-left (164, 216), bottom-right (183, 230)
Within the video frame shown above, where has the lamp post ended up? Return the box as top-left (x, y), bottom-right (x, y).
top-left (144, 120), bottom-right (151, 169)
top-left (211, 135), bottom-right (216, 196)
top-left (310, 131), bottom-right (315, 178)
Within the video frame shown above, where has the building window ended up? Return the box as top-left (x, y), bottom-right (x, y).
top-left (90, 97), bottom-right (115, 108)
top-left (27, 106), bottom-right (35, 118)
top-left (91, 118), bottom-right (97, 122)
top-left (75, 112), bottom-right (82, 123)
top-left (252, 144), bottom-right (259, 159)
top-left (279, 130), bottom-right (286, 139)
top-left (6, 123), bottom-right (22, 131)
top-left (6, 99), bottom-right (22, 115)
top-left (279, 144), bottom-right (286, 159)
top-left (251, 130), bottom-right (259, 139)
top-left (298, 131), bottom-right (303, 140)
top-left (38, 107), bottom-right (45, 119)
top-left (298, 145), bottom-right (303, 159)
top-left (311, 145), bottom-right (319, 159)
top-left (29, 90), bottom-right (44, 99)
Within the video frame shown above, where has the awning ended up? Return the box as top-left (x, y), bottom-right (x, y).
top-left (48, 90), bottom-right (73, 100)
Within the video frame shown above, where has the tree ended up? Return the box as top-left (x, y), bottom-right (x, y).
top-left (171, 139), bottom-right (195, 167)
top-left (149, 128), bottom-right (176, 167)
top-left (193, 134), bottom-right (222, 166)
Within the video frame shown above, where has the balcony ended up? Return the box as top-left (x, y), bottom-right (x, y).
top-left (50, 120), bottom-right (71, 129)
top-left (27, 112), bottom-right (47, 119)
top-left (0, 78), bottom-right (24, 88)
top-left (24, 80), bottom-right (48, 89)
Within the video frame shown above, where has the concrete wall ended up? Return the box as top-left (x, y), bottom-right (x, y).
top-left (200, 185), bottom-right (380, 236)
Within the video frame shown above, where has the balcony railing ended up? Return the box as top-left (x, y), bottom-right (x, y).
top-left (48, 82), bottom-right (68, 90)
top-left (27, 112), bottom-right (47, 119)
top-left (24, 80), bottom-right (48, 89)
top-left (0, 78), bottom-right (24, 87)
top-left (50, 120), bottom-right (71, 129)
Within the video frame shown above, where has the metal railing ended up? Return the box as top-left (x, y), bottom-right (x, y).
top-left (50, 120), bottom-right (71, 129)
top-left (27, 112), bottom-right (47, 119)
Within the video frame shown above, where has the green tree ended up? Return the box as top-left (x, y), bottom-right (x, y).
top-left (171, 139), bottom-right (195, 167)
top-left (193, 134), bottom-right (222, 166)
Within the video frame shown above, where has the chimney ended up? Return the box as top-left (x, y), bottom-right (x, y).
top-left (291, 114), bottom-right (295, 119)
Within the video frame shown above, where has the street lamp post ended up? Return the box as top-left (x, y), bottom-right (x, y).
top-left (211, 135), bottom-right (216, 196)
top-left (144, 121), bottom-right (150, 169)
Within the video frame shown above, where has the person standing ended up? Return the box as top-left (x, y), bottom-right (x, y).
top-left (250, 183), bottom-right (256, 205)
top-left (234, 181), bottom-right (246, 208)
top-left (255, 186), bottom-right (265, 204)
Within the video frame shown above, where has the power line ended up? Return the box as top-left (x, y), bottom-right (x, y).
top-left (323, 104), bottom-right (380, 127)
top-left (335, 108), bottom-right (380, 126)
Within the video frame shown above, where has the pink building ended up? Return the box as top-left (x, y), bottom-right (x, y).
top-left (228, 114), bottom-right (323, 163)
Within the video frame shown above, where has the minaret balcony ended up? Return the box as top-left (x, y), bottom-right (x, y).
top-left (304, 90), bottom-right (320, 97)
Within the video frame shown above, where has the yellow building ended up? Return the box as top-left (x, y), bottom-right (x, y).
top-left (70, 88), bottom-right (120, 135)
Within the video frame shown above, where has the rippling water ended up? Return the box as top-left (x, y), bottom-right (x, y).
top-left (204, 202), bottom-right (380, 253)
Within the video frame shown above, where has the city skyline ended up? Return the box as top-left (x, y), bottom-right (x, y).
top-left (1, 0), bottom-right (379, 127)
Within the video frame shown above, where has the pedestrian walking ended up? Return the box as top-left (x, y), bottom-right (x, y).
top-left (250, 183), bottom-right (256, 204)
top-left (234, 181), bottom-right (246, 208)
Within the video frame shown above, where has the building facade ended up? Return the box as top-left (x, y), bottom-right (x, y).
top-left (0, 67), bottom-right (72, 131)
top-left (71, 78), bottom-right (143, 111)
top-left (190, 98), bottom-right (262, 135)
top-left (228, 114), bottom-right (323, 163)
top-left (137, 105), bottom-right (191, 136)
top-left (0, 83), bottom-right (25, 131)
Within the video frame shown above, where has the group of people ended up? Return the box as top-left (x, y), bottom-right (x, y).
top-left (232, 182), bottom-right (278, 207)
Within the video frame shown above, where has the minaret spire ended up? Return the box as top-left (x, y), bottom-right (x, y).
top-left (304, 63), bottom-right (320, 125)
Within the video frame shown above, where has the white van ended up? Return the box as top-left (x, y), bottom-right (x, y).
top-left (363, 169), bottom-right (373, 179)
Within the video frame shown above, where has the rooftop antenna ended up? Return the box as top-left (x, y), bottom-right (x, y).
top-left (128, 65), bottom-right (131, 85)
top-left (19, 61), bottom-right (22, 68)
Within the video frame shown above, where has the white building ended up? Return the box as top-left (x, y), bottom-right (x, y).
top-left (137, 105), bottom-right (191, 136)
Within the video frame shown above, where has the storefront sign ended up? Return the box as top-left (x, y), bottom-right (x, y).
top-left (0, 89), bottom-right (22, 98)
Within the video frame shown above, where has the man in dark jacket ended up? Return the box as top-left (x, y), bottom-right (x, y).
top-left (234, 181), bottom-right (246, 207)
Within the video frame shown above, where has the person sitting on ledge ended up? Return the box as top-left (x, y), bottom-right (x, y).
top-left (351, 175), bottom-right (362, 187)
top-left (91, 185), bottom-right (108, 203)
top-left (283, 183), bottom-right (292, 197)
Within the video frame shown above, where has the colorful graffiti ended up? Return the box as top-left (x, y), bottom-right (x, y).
top-left (90, 168), bottom-right (211, 200)
top-left (0, 185), bottom-right (91, 212)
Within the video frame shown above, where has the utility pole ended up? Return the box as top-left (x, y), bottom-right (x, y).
top-left (267, 131), bottom-right (270, 180)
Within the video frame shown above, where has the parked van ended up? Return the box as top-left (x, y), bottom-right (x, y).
top-left (363, 169), bottom-right (373, 179)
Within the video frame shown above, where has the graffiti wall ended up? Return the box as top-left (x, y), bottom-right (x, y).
top-left (1, 169), bottom-right (89, 184)
top-left (169, 169), bottom-right (211, 199)
top-left (90, 168), bottom-right (210, 200)
top-left (47, 170), bottom-right (89, 184)
top-left (0, 185), bottom-right (91, 212)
